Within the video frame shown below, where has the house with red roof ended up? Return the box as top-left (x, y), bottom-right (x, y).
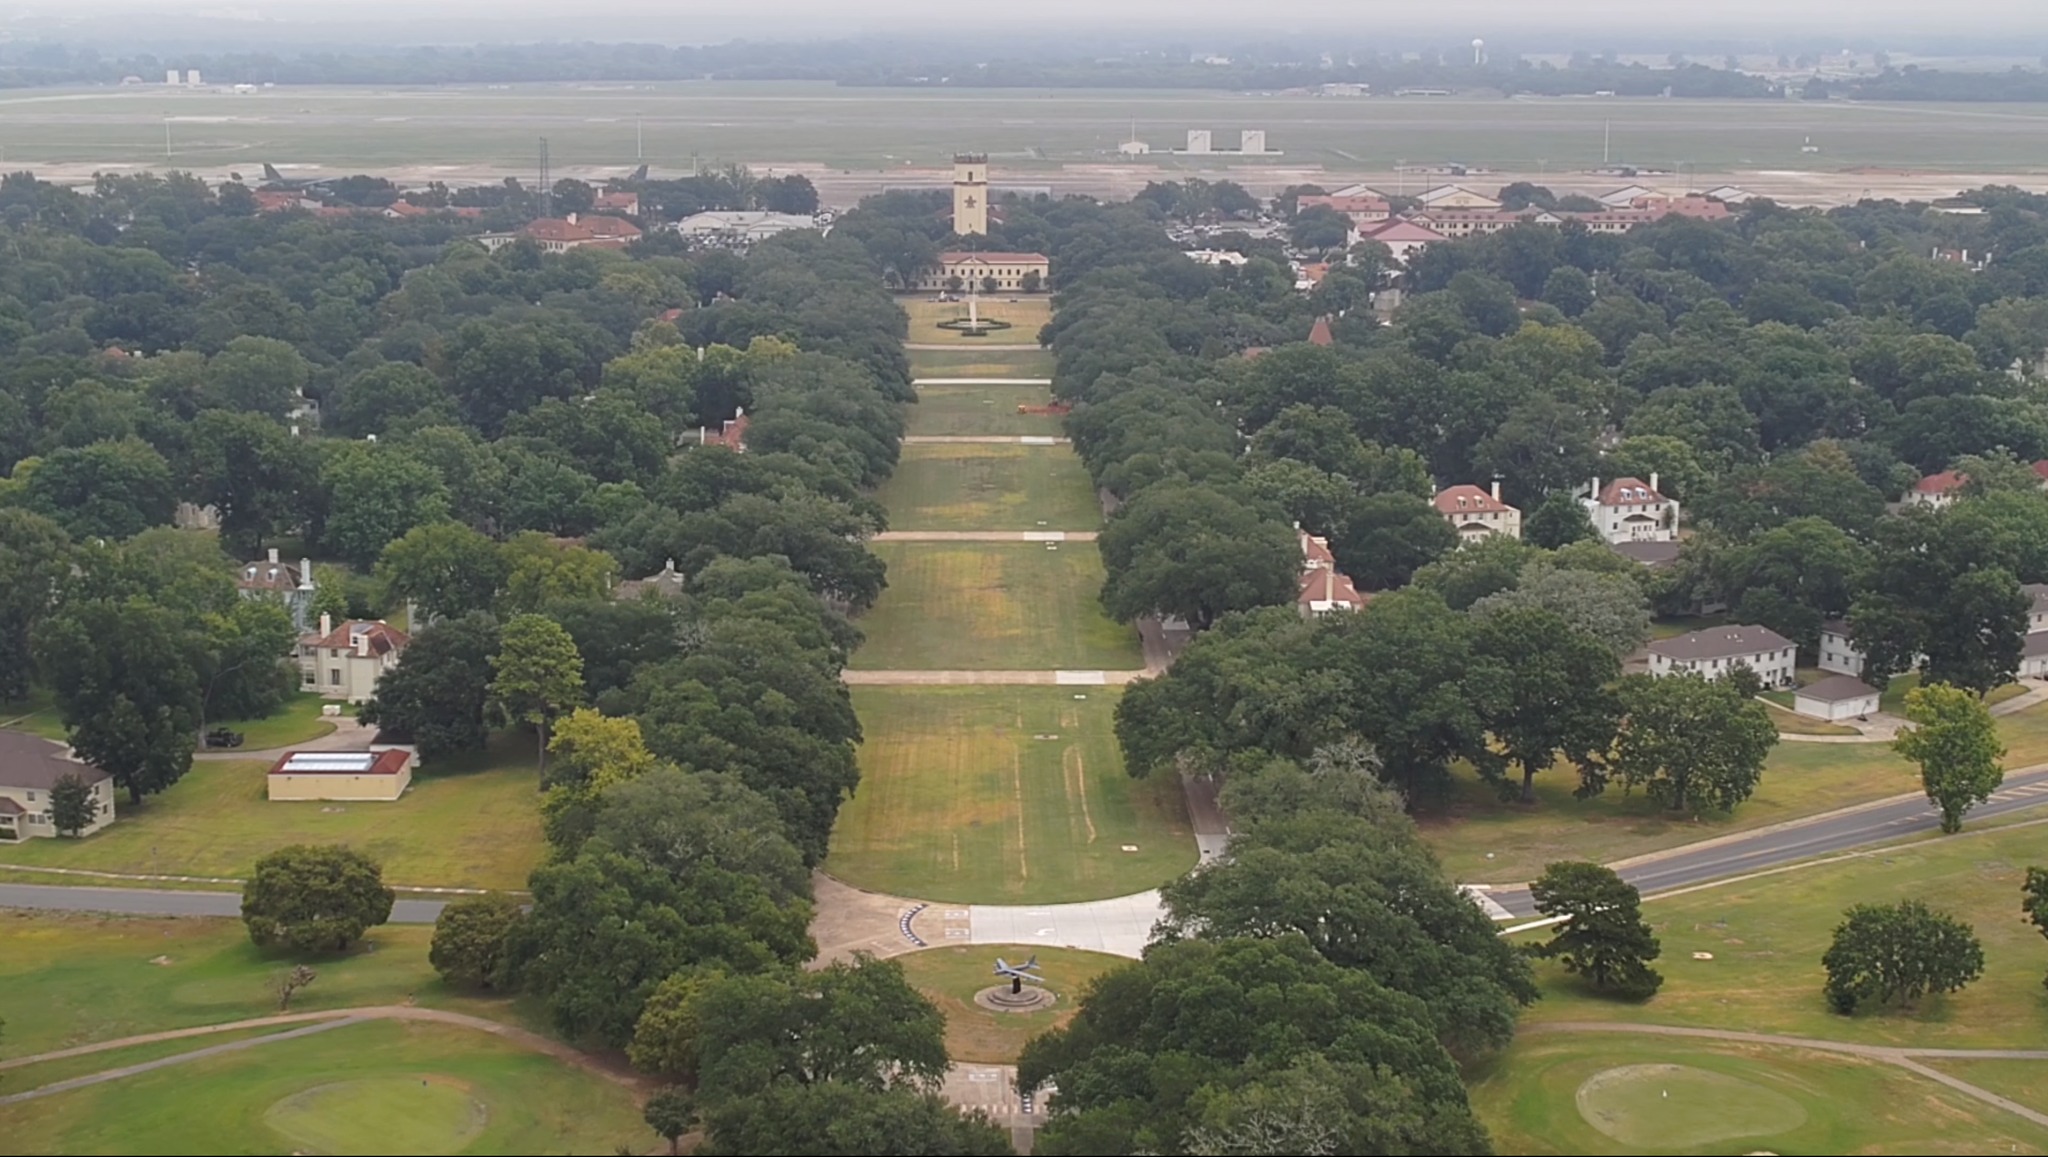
top-left (1296, 194), bottom-right (1391, 225)
top-left (1434, 482), bottom-right (1522, 543)
top-left (593, 190), bottom-right (641, 217)
top-left (1355, 219), bottom-right (1447, 265)
top-left (1582, 474), bottom-right (1679, 544)
top-left (1306, 316), bottom-right (1334, 347)
top-left (296, 615), bottom-right (410, 703)
top-left (700, 408), bottom-right (750, 452)
top-left (478, 213), bottom-right (642, 254)
top-left (914, 251), bottom-right (1051, 293)
top-left (1906, 470), bottom-right (1967, 510)
top-left (1295, 528), bottom-right (1370, 617)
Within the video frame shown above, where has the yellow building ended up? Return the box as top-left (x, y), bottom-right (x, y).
top-left (915, 251), bottom-right (1051, 293)
top-left (266, 749), bottom-right (414, 802)
top-left (953, 153), bottom-right (989, 237)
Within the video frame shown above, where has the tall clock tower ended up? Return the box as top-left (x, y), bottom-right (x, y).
top-left (952, 153), bottom-right (988, 238)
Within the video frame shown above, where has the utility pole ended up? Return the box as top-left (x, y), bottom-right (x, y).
top-left (636, 113), bottom-right (644, 162)
top-left (1603, 120), bottom-right (1611, 166)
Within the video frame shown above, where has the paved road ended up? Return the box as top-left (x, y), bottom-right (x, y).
top-left (0, 882), bottom-right (450, 923)
top-left (12, 770), bottom-right (2048, 930)
top-left (841, 669), bottom-right (1148, 686)
top-left (1481, 766), bottom-right (2048, 917)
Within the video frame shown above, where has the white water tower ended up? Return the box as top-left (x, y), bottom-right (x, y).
top-left (1472, 38), bottom-right (1486, 66)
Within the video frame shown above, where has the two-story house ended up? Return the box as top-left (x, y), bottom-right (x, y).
top-left (1582, 475), bottom-right (1680, 545)
top-left (1434, 482), bottom-right (1522, 543)
top-left (297, 615), bottom-right (410, 703)
top-left (235, 548), bottom-right (318, 632)
top-left (1295, 529), bottom-right (1370, 617)
top-left (0, 731), bottom-right (116, 841)
top-left (1647, 624), bottom-right (1796, 689)
top-left (1906, 470), bottom-right (1967, 509)
top-left (1822, 582), bottom-right (2048, 678)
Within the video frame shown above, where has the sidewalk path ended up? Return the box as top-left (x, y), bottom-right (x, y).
top-left (874, 530), bottom-right (1097, 543)
top-left (841, 669), bottom-right (1149, 686)
top-left (1529, 1021), bottom-right (2048, 1130)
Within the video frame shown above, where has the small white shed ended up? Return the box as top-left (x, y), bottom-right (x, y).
top-left (1793, 674), bottom-right (1881, 722)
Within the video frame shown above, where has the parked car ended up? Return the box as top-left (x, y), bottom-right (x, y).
top-left (204, 727), bottom-right (245, 749)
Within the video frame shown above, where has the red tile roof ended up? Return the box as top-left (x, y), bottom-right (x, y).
top-left (1914, 470), bottom-right (1966, 495)
top-left (1433, 484), bottom-right (1514, 514)
top-left (267, 749), bottom-right (411, 776)
top-left (1299, 529), bottom-right (1335, 567)
top-left (1595, 477), bottom-right (1668, 505)
top-left (2032, 460), bottom-right (2048, 481)
top-left (1358, 220), bottom-right (1449, 243)
top-left (298, 619), bottom-right (410, 655)
top-left (1297, 565), bottom-right (1369, 611)
top-left (1306, 316), bottom-right (1334, 346)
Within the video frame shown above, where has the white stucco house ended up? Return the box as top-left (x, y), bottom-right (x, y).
top-left (1583, 475), bottom-right (1679, 545)
top-left (1433, 482), bottom-right (1522, 543)
top-left (1647, 624), bottom-right (1796, 689)
top-left (1793, 674), bottom-right (1882, 722)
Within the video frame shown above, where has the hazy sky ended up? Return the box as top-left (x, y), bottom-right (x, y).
top-left (9, 0), bottom-right (2048, 41)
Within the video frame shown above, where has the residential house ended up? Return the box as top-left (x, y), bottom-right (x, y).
top-left (0, 730), bottom-right (116, 841)
top-left (2025, 633), bottom-right (2048, 680)
top-left (1793, 674), bottom-right (1882, 722)
top-left (1906, 470), bottom-right (1966, 509)
top-left (297, 615), bottom-right (410, 703)
top-left (1647, 624), bottom-right (1797, 688)
top-left (1295, 529), bottom-right (1369, 617)
top-left (236, 548), bottom-right (318, 632)
top-left (1185, 249), bottom-right (1250, 266)
top-left (1296, 194), bottom-right (1391, 225)
top-left (477, 213), bottom-right (642, 254)
top-left (1611, 540), bottom-right (1682, 568)
top-left (1294, 262), bottom-right (1332, 292)
top-left (914, 251), bottom-right (1051, 293)
top-left (1354, 219), bottom-right (1448, 265)
top-left (593, 190), bottom-right (641, 217)
top-left (616, 559), bottom-right (688, 601)
top-left (1415, 185), bottom-right (1502, 209)
top-left (1583, 475), bottom-right (1679, 544)
top-left (1434, 482), bottom-right (1522, 542)
top-left (266, 749), bottom-right (414, 802)
top-left (1817, 619), bottom-right (1864, 676)
top-left (699, 408), bottom-right (749, 451)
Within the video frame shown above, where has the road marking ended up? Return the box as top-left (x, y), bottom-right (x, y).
top-left (1054, 670), bottom-right (1107, 685)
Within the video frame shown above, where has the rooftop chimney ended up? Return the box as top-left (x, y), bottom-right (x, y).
top-left (1490, 479), bottom-right (1502, 502)
top-left (318, 612), bottom-right (333, 638)
top-left (1590, 476), bottom-right (1600, 501)
top-left (1650, 471), bottom-right (1660, 495)
top-left (299, 559), bottom-right (315, 590)
top-left (267, 547), bottom-right (280, 564)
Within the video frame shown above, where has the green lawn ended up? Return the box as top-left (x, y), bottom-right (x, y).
top-left (207, 693), bottom-right (338, 751)
top-left (906, 384), bottom-right (1063, 437)
top-left (0, 912), bottom-right (535, 1056)
top-left (876, 444), bottom-right (1100, 532)
top-left (0, 734), bottom-right (544, 890)
top-left (1761, 700), bottom-right (1861, 736)
top-left (850, 542), bottom-right (1142, 671)
top-left (1514, 820), bottom-right (2048, 1051)
top-left (909, 348), bottom-right (1057, 379)
top-left (827, 687), bottom-right (1195, 904)
top-left (901, 296), bottom-right (1051, 345)
top-left (1, 1025), bottom-right (303, 1090)
top-left (0, 687), bottom-right (68, 741)
top-left (893, 945), bottom-right (1127, 1064)
top-left (1420, 738), bottom-right (1922, 885)
top-left (1923, 1059), bottom-right (2048, 1114)
top-left (1467, 1034), bottom-right (2048, 1156)
top-left (1424, 701), bottom-right (2048, 884)
top-left (2, 1018), bottom-right (648, 1156)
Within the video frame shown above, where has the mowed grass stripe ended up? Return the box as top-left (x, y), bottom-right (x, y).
top-left (876, 444), bottom-right (1100, 531)
top-left (907, 384), bottom-right (1063, 437)
top-left (908, 349), bottom-right (1057, 379)
top-left (851, 542), bottom-right (1141, 671)
top-left (828, 687), bottom-right (1195, 904)
top-left (901, 297), bottom-right (1053, 345)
